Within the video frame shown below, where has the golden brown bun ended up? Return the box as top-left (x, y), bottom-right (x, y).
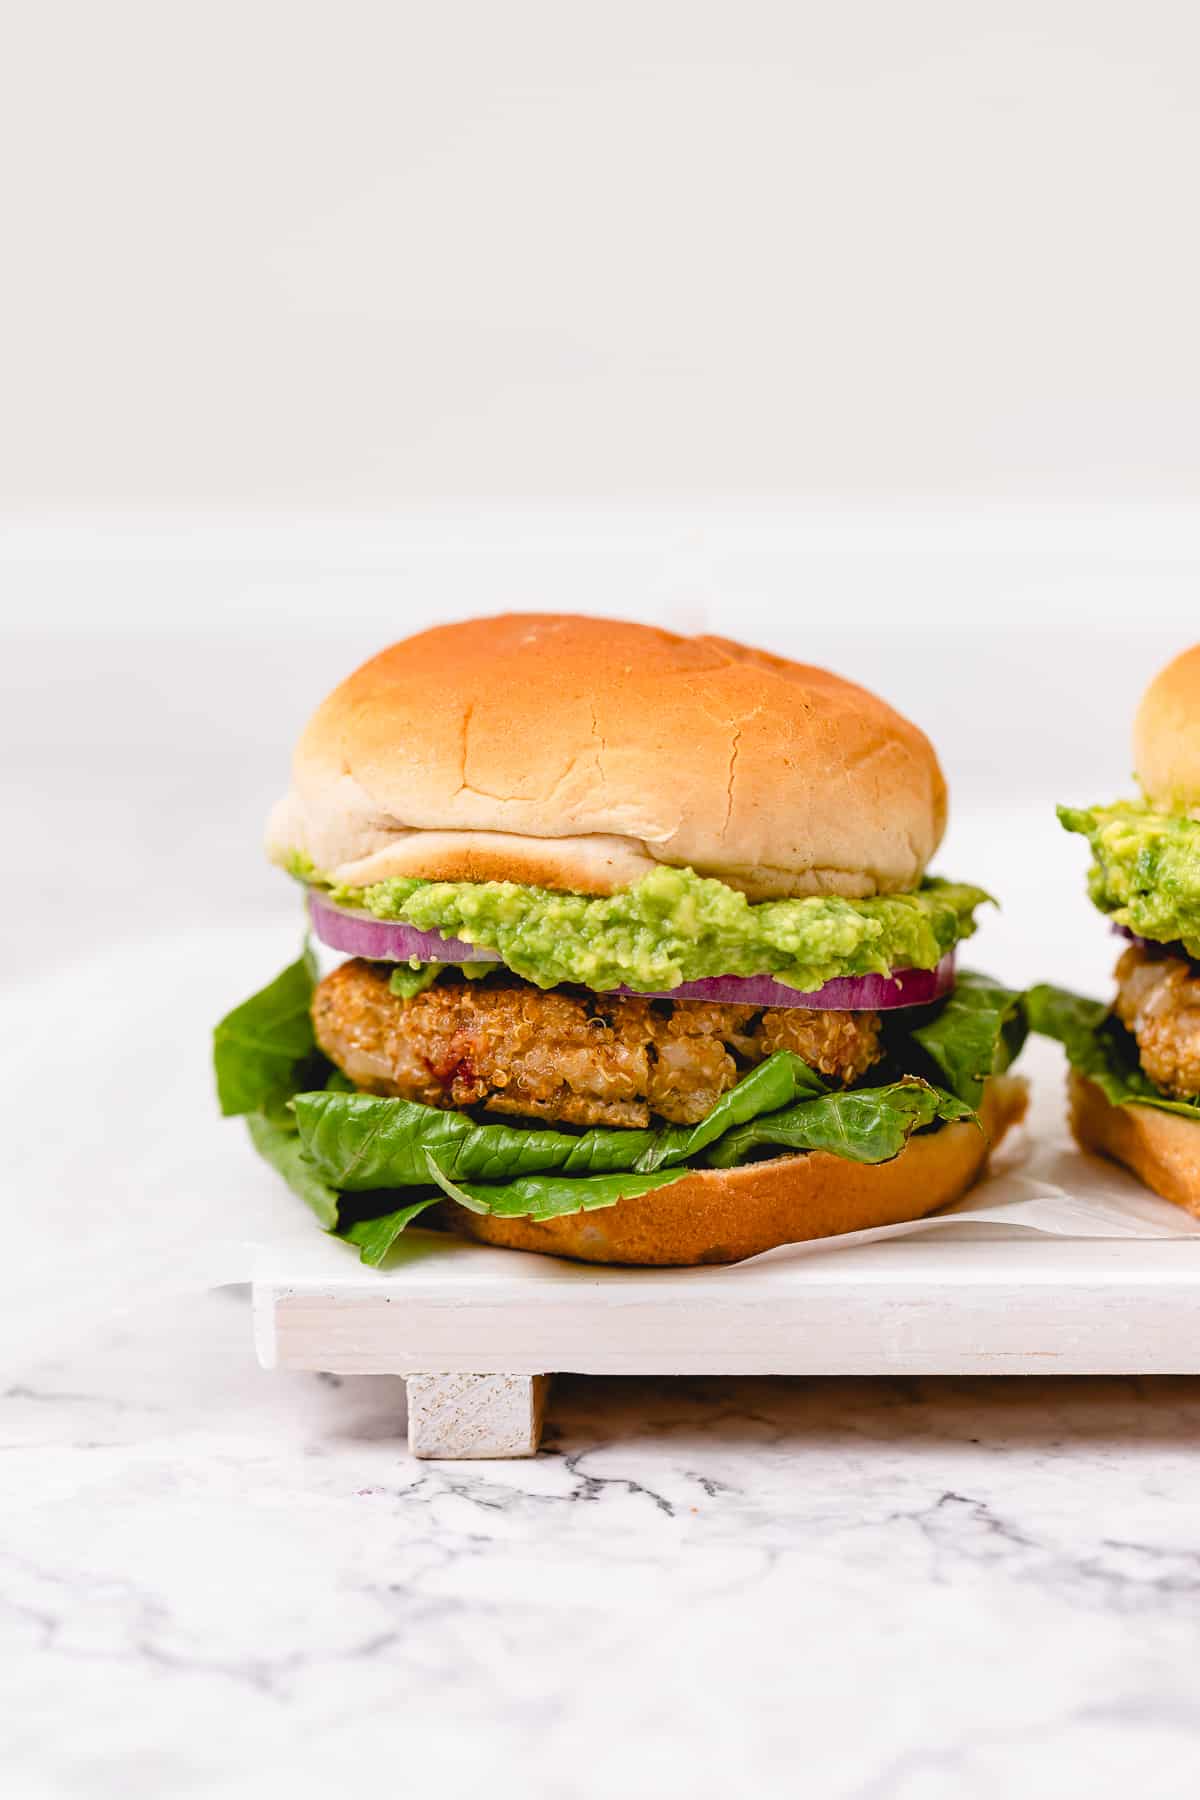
top-left (1068, 1069), bottom-right (1200, 1219)
top-left (268, 613), bottom-right (947, 902)
top-left (1134, 643), bottom-right (1200, 814)
top-left (437, 1075), bottom-right (1027, 1266)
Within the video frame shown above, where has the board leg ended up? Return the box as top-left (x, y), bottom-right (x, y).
top-left (406, 1373), bottom-right (552, 1459)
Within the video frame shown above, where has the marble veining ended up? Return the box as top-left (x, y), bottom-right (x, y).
top-left (4, 1290), bottom-right (1200, 1800)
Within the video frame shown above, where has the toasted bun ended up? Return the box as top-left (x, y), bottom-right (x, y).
top-left (1134, 643), bottom-right (1200, 814)
top-left (436, 1075), bottom-right (1027, 1266)
top-left (1068, 1069), bottom-right (1200, 1218)
top-left (268, 614), bottom-right (947, 902)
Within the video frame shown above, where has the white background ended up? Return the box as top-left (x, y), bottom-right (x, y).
top-left (2, 2), bottom-right (1199, 507)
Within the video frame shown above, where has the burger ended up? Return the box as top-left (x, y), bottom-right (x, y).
top-left (1029, 644), bottom-right (1200, 1218)
top-left (214, 614), bottom-right (1027, 1266)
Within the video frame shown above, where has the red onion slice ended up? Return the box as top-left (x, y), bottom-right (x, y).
top-left (309, 890), bottom-right (956, 1010)
top-left (604, 956), bottom-right (956, 1010)
top-left (309, 891), bottom-right (500, 964)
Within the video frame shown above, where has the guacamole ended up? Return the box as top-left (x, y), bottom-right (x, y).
top-left (1059, 801), bottom-right (1200, 957)
top-left (387, 961), bottom-right (491, 999)
top-left (316, 863), bottom-right (990, 993)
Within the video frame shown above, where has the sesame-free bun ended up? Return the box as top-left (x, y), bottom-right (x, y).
top-left (1134, 643), bottom-right (1200, 815)
top-left (268, 614), bottom-right (947, 901)
top-left (437, 1075), bottom-right (1027, 1266)
top-left (1068, 1069), bottom-right (1200, 1220)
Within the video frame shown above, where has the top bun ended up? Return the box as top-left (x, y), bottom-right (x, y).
top-left (1134, 644), bottom-right (1200, 814)
top-left (267, 614), bottom-right (947, 901)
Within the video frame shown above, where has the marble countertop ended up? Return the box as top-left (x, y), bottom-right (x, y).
top-left (7, 1287), bottom-right (1200, 1800)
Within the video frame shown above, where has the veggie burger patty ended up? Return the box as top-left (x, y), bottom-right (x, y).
top-left (313, 959), bottom-right (884, 1129)
top-left (1112, 942), bottom-right (1200, 1101)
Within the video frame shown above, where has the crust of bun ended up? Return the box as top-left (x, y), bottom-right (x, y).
top-left (1068, 1069), bottom-right (1200, 1218)
top-left (1134, 643), bottom-right (1200, 815)
top-left (436, 1075), bottom-right (1028, 1266)
top-left (269, 614), bottom-right (947, 903)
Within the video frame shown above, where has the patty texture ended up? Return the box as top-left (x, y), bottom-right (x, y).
top-left (312, 960), bottom-right (883, 1128)
top-left (1113, 943), bottom-right (1200, 1100)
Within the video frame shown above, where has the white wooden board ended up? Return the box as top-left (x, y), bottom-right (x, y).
top-left (252, 1226), bottom-right (1200, 1455)
top-left (255, 1228), bottom-right (1200, 1381)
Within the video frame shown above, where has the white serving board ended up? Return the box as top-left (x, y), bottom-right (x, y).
top-left (256, 1226), bottom-right (1200, 1381)
top-left (253, 1224), bottom-right (1200, 1455)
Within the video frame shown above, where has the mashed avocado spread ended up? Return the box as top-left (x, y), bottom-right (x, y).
top-left (314, 864), bottom-right (990, 993)
top-left (1059, 800), bottom-right (1200, 957)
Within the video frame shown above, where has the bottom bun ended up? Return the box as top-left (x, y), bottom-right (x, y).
top-left (1068, 1069), bottom-right (1200, 1219)
top-left (439, 1075), bottom-right (1029, 1266)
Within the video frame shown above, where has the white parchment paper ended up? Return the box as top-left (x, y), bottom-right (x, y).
top-left (7, 926), bottom-right (1200, 1370)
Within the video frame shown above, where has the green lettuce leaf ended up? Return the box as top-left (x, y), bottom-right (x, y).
top-left (421, 1154), bottom-right (690, 1220)
top-left (908, 969), bottom-right (1027, 1107)
top-left (249, 1110), bottom-right (445, 1259)
top-left (706, 1078), bottom-right (974, 1168)
top-left (1027, 982), bottom-right (1200, 1120)
top-left (215, 953), bottom-right (393, 1248)
top-left (295, 1088), bottom-right (659, 1188)
top-left (633, 1051), bottom-right (828, 1170)
top-left (340, 1199), bottom-right (442, 1266)
top-left (213, 949), bottom-right (325, 1118)
top-left (292, 1049), bottom-right (824, 1190)
top-left (246, 1111), bottom-right (341, 1229)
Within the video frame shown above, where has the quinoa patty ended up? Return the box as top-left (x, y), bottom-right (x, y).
top-left (1113, 942), bottom-right (1200, 1101)
top-left (312, 959), bottom-right (883, 1129)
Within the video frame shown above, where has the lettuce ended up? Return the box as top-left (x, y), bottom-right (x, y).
top-left (706, 1079), bottom-right (974, 1167)
top-left (296, 1089), bottom-right (662, 1189)
top-left (340, 1199), bottom-right (441, 1265)
top-left (215, 953), bottom-right (1024, 1264)
top-left (633, 1051), bottom-right (828, 1169)
top-left (421, 1157), bottom-right (691, 1220)
top-left (292, 1049), bottom-right (825, 1190)
top-left (213, 946), bottom-right (326, 1119)
top-left (215, 951), bottom-right (342, 1226)
top-left (909, 969), bottom-right (1026, 1107)
top-left (1027, 982), bottom-right (1200, 1120)
top-left (246, 1111), bottom-right (341, 1229)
